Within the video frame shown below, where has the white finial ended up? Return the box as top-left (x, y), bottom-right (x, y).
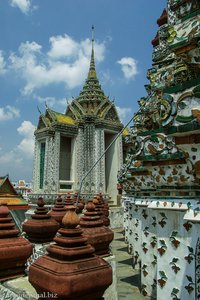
top-left (92, 25), bottom-right (95, 47)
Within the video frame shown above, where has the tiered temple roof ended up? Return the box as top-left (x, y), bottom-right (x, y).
top-left (66, 43), bottom-right (122, 128)
top-left (0, 176), bottom-right (28, 209)
top-left (36, 32), bottom-right (122, 134)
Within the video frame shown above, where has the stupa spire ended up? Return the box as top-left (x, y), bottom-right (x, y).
top-left (87, 25), bottom-right (97, 79)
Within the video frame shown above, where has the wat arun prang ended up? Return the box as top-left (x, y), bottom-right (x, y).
top-left (118, 1), bottom-right (200, 299)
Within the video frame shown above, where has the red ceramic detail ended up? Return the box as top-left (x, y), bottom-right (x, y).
top-left (157, 9), bottom-right (168, 26)
top-left (151, 32), bottom-right (159, 47)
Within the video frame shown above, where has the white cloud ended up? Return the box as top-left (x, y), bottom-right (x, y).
top-left (17, 120), bottom-right (35, 158)
top-left (19, 41), bottom-right (42, 54)
top-left (117, 57), bottom-right (138, 80)
top-left (17, 120), bottom-right (35, 136)
top-left (0, 51), bottom-right (6, 75)
top-left (116, 106), bottom-right (133, 123)
top-left (37, 95), bottom-right (68, 108)
top-left (0, 120), bottom-right (35, 179)
top-left (0, 151), bottom-right (22, 165)
top-left (9, 0), bottom-right (31, 14)
top-left (48, 35), bottom-right (78, 59)
top-left (0, 105), bottom-right (20, 122)
top-left (0, 147), bottom-right (31, 180)
top-left (8, 36), bottom-right (106, 95)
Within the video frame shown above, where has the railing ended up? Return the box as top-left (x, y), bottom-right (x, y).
top-left (29, 192), bottom-right (110, 205)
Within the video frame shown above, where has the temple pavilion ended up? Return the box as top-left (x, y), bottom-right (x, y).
top-left (32, 34), bottom-right (123, 204)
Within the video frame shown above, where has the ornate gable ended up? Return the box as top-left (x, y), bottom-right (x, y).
top-left (0, 176), bottom-right (17, 196)
top-left (37, 115), bottom-right (50, 130)
top-left (65, 36), bottom-right (122, 128)
top-left (104, 106), bottom-right (121, 123)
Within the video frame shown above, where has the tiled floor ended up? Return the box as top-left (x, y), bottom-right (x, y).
top-left (111, 229), bottom-right (148, 300)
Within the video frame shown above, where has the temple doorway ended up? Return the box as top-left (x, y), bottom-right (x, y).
top-left (59, 136), bottom-right (72, 190)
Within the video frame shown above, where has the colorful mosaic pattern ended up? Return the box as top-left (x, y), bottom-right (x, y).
top-left (196, 238), bottom-right (200, 300)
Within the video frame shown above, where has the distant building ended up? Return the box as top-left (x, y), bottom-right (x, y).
top-left (32, 35), bottom-right (123, 204)
top-left (12, 180), bottom-right (32, 200)
top-left (0, 175), bottom-right (28, 210)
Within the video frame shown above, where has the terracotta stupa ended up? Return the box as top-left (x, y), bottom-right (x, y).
top-left (63, 192), bottom-right (74, 206)
top-left (29, 206), bottom-right (112, 299)
top-left (80, 201), bottom-right (113, 256)
top-left (48, 196), bottom-right (67, 225)
top-left (93, 197), bottom-right (110, 227)
top-left (98, 194), bottom-right (110, 218)
top-left (73, 192), bottom-right (84, 214)
top-left (23, 197), bottom-right (59, 243)
top-left (0, 204), bottom-right (32, 281)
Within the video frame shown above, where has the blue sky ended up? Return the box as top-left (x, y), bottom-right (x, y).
top-left (0, 0), bottom-right (166, 181)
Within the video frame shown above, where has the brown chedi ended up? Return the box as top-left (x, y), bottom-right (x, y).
top-left (29, 207), bottom-right (112, 300)
top-left (102, 202), bottom-right (110, 227)
top-left (99, 195), bottom-right (110, 218)
top-left (80, 201), bottom-right (113, 256)
top-left (73, 192), bottom-right (84, 214)
top-left (49, 196), bottom-right (67, 225)
top-left (103, 201), bottom-right (110, 217)
top-left (64, 192), bottom-right (84, 214)
top-left (0, 204), bottom-right (32, 281)
top-left (93, 197), bottom-right (110, 227)
top-left (23, 197), bottom-right (59, 243)
top-left (64, 192), bottom-right (74, 206)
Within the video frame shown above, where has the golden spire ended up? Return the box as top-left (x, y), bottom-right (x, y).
top-left (88, 25), bottom-right (97, 79)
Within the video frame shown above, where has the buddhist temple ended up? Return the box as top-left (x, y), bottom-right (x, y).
top-left (0, 175), bottom-right (28, 210)
top-left (31, 29), bottom-right (123, 205)
top-left (2, 1), bottom-right (200, 300)
top-left (119, 0), bottom-right (200, 299)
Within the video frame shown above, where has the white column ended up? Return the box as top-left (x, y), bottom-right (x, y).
top-left (75, 128), bottom-right (84, 190)
top-left (70, 137), bottom-right (76, 190)
top-left (106, 134), bottom-right (122, 204)
top-left (95, 128), bottom-right (105, 193)
top-left (43, 136), bottom-right (50, 193)
top-left (32, 139), bottom-right (40, 193)
top-left (44, 135), bottom-right (57, 194)
top-left (53, 132), bottom-right (60, 193)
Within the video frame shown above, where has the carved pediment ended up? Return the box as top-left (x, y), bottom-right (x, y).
top-left (104, 106), bottom-right (120, 123)
top-left (37, 115), bottom-right (50, 130)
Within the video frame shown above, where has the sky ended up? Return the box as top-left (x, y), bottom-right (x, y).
top-left (0, 0), bottom-right (166, 181)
